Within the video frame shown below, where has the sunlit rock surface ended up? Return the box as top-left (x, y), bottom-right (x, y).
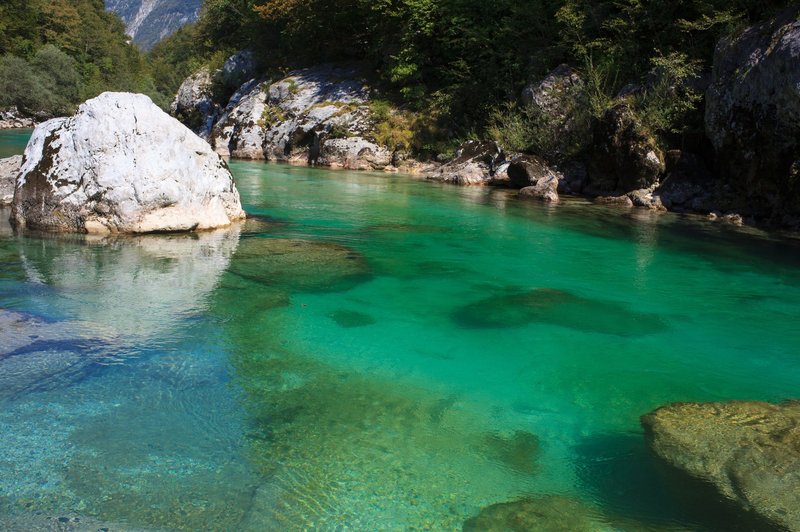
top-left (11, 92), bottom-right (245, 234)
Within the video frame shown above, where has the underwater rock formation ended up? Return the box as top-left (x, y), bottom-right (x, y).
top-left (228, 237), bottom-right (371, 293)
top-left (452, 288), bottom-right (666, 336)
top-left (642, 400), bottom-right (800, 531)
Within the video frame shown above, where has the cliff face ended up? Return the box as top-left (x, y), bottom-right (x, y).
top-left (105, 0), bottom-right (201, 50)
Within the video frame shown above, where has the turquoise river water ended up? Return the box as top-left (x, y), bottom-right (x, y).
top-left (1, 129), bottom-right (799, 531)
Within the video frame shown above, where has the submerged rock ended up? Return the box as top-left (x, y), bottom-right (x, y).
top-left (11, 92), bottom-right (245, 234)
top-left (463, 495), bottom-right (684, 532)
top-left (705, 6), bottom-right (800, 220)
top-left (426, 140), bottom-right (505, 185)
top-left (452, 288), bottom-right (666, 336)
top-left (228, 238), bottom-right (371, 293)
top-left (478, 430), bottom-right (539, 474)
top-left (0, 155), bottom-right (21, 205)
top-left (329, 309), bottom-right (376, 328)
top-left (642, 400), bottom-right (800, 531)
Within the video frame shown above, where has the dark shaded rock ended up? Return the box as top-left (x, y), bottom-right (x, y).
top-left (329, 309), bottom-right (376, 328)
top-left (228, 238), bottom-right (371, 293)
top-left (705, 6), bottom-right (800, 221)
top-left (642, 400), bottom-right (800, 532)
top-left (451, 288), bottom-right (666, 337)
top-left (507, 155), bottom-right (561, 188)
top-left (588, 104), bottom-right (665, 193)
top-left (522, 64), bottom-right (583, 109)
top-left (557, 160), bottom-right (588, 194)
top-left (426, 140), bottom-right (504, 185)
top-left (0, 155), bottom-right (21, 205)
top-left (655, 151), bottom-right (714, 211)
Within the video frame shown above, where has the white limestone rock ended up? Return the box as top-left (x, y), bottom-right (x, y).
top-left (11, 92), bottom-right (245, 234)
top-left (209, 65), bottom-right (391, 170)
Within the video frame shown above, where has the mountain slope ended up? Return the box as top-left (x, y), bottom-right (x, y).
top-left (105, 0), bottom-right (201, 50)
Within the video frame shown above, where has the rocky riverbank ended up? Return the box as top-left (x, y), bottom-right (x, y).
top-left (0, 107), bottom-right (38, 130)
top-left (167, 6), bottom-right (800, 230)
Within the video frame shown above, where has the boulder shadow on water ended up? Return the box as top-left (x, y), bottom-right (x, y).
top-left (328, 309), bottom-right (376, 328)
top-left (228, 237), bottom-right (372, 293)
top-left (571, 432), bottom-right (762, 531)
top-left (451, 288), bottom-right (667, 336)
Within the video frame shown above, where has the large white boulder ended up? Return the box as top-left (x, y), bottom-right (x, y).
top-left (11, 92), bottom-right (245, 234)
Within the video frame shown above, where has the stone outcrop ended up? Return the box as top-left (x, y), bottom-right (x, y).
top-left (317, 137), bottom-right (392, 171)
top-left (11, 92), bottom-right (245, 234)
top-left (642, 400), bottom-right (800, 531)
top-left (0, 155), bottom-right (21, 205)
top-left (171, 67), bottom-right (218, 137)
top-left (207, 65), bottom-right (392, 170)
top-left (587, 103), bottom-right (665, 194)
top-left (171, 51), bottom-right (259, 139)
top-left (705, 6), bottom-right (800, 221)
top-left (426, 140), bottom-right (504, 185)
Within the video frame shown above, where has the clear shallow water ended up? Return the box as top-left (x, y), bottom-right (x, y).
top-left (1, 130), bottom-right (800, 530)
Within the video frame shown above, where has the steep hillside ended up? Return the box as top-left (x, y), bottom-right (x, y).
top-left (105, 0), bottom-right (201, 50)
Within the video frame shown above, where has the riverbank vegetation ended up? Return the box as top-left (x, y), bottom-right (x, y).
top-left (0, 0), bottom-right (168, 116)
top-left (149, 0), bottom-right (790, 157)
top-left (0, 0), bottom-right (792, 158)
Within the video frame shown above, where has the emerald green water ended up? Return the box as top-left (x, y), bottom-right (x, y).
top-left (1, 129), bottom-right (799, 530)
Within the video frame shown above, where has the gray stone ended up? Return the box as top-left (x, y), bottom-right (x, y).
top-left (171, 67), bottom-right (218, 138)
top-left (0, 107), bottom-right (37, 129)
top-left (426, 140), bottom-right (504, 185)
top-left (642, 400), bottom-right (800, 531)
